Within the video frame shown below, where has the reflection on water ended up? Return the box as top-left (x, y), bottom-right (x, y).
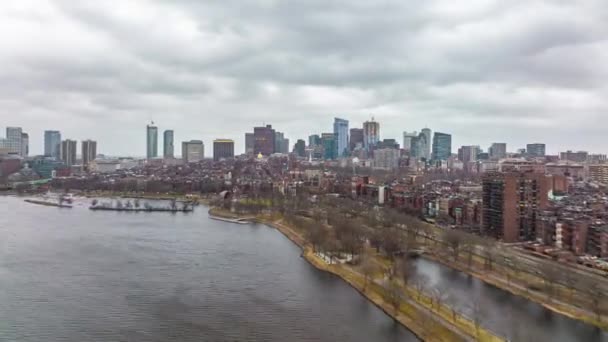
top-left (0, 196), bottom-right (417, 342)
top-left (413, 258), bottom-right (608, 341)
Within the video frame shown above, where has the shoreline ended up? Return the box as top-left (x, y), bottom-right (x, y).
top-left (209, 207), bottom-right (503, 342)
top-left (422, 253), bottom-right (608, 331)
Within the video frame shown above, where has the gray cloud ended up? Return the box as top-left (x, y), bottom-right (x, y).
top-left (1, 0), bottom-right (607, 156)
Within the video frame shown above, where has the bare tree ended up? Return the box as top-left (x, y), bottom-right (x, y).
top-left (360, 253), bottom-right (378, 292)
top-left (383, 278), bottom-right (402, 315)
top-left (396, 257), bottom-right (414, 288)
top-left (431, 285), bottom-right (449, 312)
top-left (480, 238), bottom-right (497, 271)
top-left (443, 229), bottom-right (463, 261)
top-left (470, 296), bottom-right (485, 339)
top-left (413, 273), bottom-right (429, 300)
top-left (585, 280), bottom-right (605, 322)
top-left (540, 263), bottom-right (562, 301)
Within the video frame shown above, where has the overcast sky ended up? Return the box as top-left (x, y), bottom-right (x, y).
top-left (1, 0), bottom-right (607, 157)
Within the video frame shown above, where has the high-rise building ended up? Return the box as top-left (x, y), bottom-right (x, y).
top-left (309, 134), bottom-right (321, 147)
top-left (81, 140), bottom-right (97, 167)
top-left (432, 132), bottom-right (452, 161)
top-left (526, 143), bottom-right (546, 157)
top-left (146, 123), bottom-right (158, 159)
top-left (402, 131), bottom-right (418, 152)
top-left (373, 148), bottom-right (400, 170)
top-left (363, 118), bottom-right (380, 150)
top-left (60, 139), bottom-right (77, 166)
top-left (560, 150), bottom-right (588, 163)
top-left (213, 139), bottom-right (235, 161)
top-left (1, 127), bottom-right (23, 156)
top-left (333, 118), bottom-right (349, 157)
top-left (245, 133), bottom-right (255, 155)
top-left (281, 138), bottom-right (290, 154)
top-left (182, 140), bottom-right (204, 163)
top-left (489, 143), bottom-right (507, 160)
top-left (163, 130), bottom-right (174, 158)
top-left (377, 139), bottom-right (399, 149)
top-left (274, 131), bottom-right (289, 154)
top-left (411, 131), bottom-right (429, 160)
top-left (254, 125), bottom-right (275, 156)
top-left (458, 145), bottom-right (479, 163)
top-left (21, 133), bottom-right (29, 157)
top-left (321, 133), bottom-right (337, 160)
top-left (294, 139), bottom-right (306, 157)
top-left (44, 130), bottom-right (62, 158)
top-left (589, 164), bottom-right (608, 185)
top-left (421, 128), bottom-right (432, 160)
top-left (482, 172), bottom-right (549, 242)
top-left (349, 128), bottom-right (364, 151)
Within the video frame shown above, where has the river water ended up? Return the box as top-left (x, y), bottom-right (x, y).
top-left (0, 196), bottom-right (417, 342)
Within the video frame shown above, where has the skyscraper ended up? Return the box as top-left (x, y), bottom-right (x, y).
top-left (21, 133), bottom-right (29, 157)
top-left (245, 133), bottom-right (255, 154)
top-left (60, 139), bottom-right (77, 166)
top-left (458, 145), bottom-right (480, 163)
top-left (44, 130), bottom-right (61, 158)
top-left (308, 134), bottom-right (321, 147)
top-left (412, 131), bottom-right (429, 160)
top-left (182, 140), bottom-right (204, 163)
top-left (432, 132), bottom-right (452, 161)
top-left (146, 123), bottom-right (158, 159)
top-left (2, 127), bottom-right (23, 156)
top-left (489, 143), bottom-right (507, 160)
top-left (82, 140), bottom-right (97, 167)
top-left (213, 139), bottom-right (235, 161)
top-left (363, 119), bottom-right (380, 150)
top-left (526, 143), bottom-right (546, 157)
top-left (402, 131), bottom-right (418, 152)
top-left (254, 125), bottom-right (275, 156)
top-left (482, 172), bottom-right (549, 242)
top-left (333, 118), bottom-right (349, 157)
top-left (321, 133), bottom-right (337, 160)
top-left (421, 128), bottom-right (432, 160)
top-left (373, 148), bottom-right (400, 170)
top-left (349, 128), bottom-right (364, 151)
top-left (294, 139), bottom-right (306, 157)
top-left (274, 131), bottom-right (289, 154)
top-left (163, 130), bottom-right (174, 158)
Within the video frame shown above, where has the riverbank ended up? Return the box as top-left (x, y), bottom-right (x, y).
top-left (209, 207), bottom-right (503, 342)
top-left (423, 252), bottom-right (608, 331)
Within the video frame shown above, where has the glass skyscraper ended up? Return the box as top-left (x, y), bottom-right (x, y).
top-left (432, 132), bottom-right (452, 161)
top-left (333, 117), bottom-right (349, 157)
top-left (44, 130), bottom-right (62, 158)
top-left (163, 130), bottom-right (174, 158)
top-left (146, 124), bottom-right (158, 159)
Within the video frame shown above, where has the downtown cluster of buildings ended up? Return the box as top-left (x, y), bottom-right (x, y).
top-left (145, 122), bottom-right (235, 163)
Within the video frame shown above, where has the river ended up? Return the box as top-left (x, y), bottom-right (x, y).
top-left (0, 196), bottom-right (417, 342)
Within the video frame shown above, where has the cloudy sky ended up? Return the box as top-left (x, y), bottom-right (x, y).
top-left (1, 0), bottom-right (607, 156)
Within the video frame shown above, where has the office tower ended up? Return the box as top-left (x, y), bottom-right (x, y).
top-left (245, 133), bottom-right (255, 154)
top-left (432, 132), bottom-right (452, 161)
top-left (373, 148), bottom-right (400, 170)
top-left (213, 139), bottom-right (235, 161)
top-left (44, 130), bottom-right (62, 158)
top-left (333, 118), bottom-right (349, 157)
top-left (411, 131), bottom-right (429, 160)
top-left (363, 118), bottom-right (380, 150)
top-left (2, 127), bottom-right (23, 155)
top-left (349, 128), bottom-right (364, 151)
top-left (81, 140), bottom-right (97, 167)
top-left (163, 130), bottom-right (174, 158)
top-left (21, 133), bottom-right (29, 157)
top-left (526, 143), bottom-right (546, 157)
top-left (421, 128), bottom-right (432, 160)
top-left (482, 172), bottom-right (549, 242)
top-left (60, 139), bottom-right (77, 166)
top-left (309, 134), bottom-right (321, 147)
top-left (182, 140), bottom-right (204, 163)
top-left (489, 143), bottom-right (507, 160)
top-left (254, 125), bottom-right (275, 156)
top-left (274, 131), bottom-right (289, 154)
top-left (589, 165), bottom-right (608, 184)
top-left (402, 131), bottom-right (418, 151)
top-left (294, 139), bottom-right (306, 157)
top-left (146, 123), bottom-right (158, 159)
top-left (321, 133), bottom-right (337, 160)
top-left (560, 150), bottom-right (588, 163)
top-left (458, 145), bottom-right (480, 163)
top-left (377, 139), bottom-right (399, 149)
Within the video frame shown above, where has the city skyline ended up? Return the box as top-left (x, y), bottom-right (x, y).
top-left (1, 1), bottom-right (607, 156)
